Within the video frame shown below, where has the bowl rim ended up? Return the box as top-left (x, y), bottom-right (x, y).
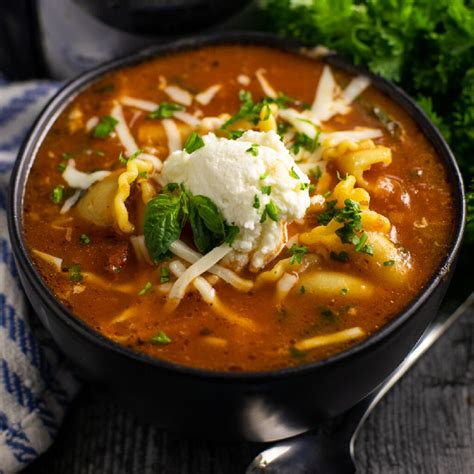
top-left (7, 31), bottom-right (466, 382)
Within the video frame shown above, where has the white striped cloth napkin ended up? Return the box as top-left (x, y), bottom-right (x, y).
top-left (0, 80), bottom-right (80, 473)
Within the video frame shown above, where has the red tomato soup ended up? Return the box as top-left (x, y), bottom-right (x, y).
top-left (23, 45), bottom-right (455, 371)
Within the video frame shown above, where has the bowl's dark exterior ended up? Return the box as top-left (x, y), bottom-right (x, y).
top-left (7, 32), bottom-right (465, 442)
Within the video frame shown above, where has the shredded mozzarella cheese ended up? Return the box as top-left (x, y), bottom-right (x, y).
top-left (195, 84), bottom-right (222, 105)
top-left (255, 68), bottom-right (277, 98)
top-left (62, 159), bottom-right (110, 190)
top-left (164, 85), bottom-right (193, 106)
top-left (162, 119), bottom-right (182, 153)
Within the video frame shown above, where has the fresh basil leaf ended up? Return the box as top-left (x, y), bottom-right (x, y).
top-left (224, 225), bottom-right (240, 245)
top-left (190, 195), bottom-right (225, 236)
top-left (144, 193), bottom-right (184, 262)
top-left (189, 203), bottom-right (218, 254)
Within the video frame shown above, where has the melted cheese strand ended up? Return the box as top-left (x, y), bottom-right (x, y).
top-left (195, 84), bottom-right (222, 105)
top-left (120, 96), bottom-right (158, 112)
top-left (170, 240), bottom-right (253, 291)
top-left (295, 327), bottom-right (365, 351)
top-left (162, 119), bottom-right (182, 153)
top-left (60, 189), bottom-right (82, 214)
top-left (168, 243), bottom-right (232, 301)
top-left (32, 249), bottom-right (62, 271)
top-left (256, 69), bottom-right (277, 98)
top-left (111, 103), bottom-right (139, 155)
top-left (168, 260), bottom-right (256, 330)
top-left (164, 85), bottom-right (193, 106)
top-left (62, 159), bottom-right (110, 190)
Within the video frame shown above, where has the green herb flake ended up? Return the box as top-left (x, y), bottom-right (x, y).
top-left (148, 102), bottom-right (184, 120)
top-left (68, 264), bottom-right (83, 283)
top-left (310, 166), bottom-right (322, 181)
top-left (79, 234), bottom-right (91, 245)
top-left (383, 259), bottom-right (395, 267)
top-left (228, 130), bottom-right (244, 140)
top-left (261, 201), bottom-right (280, 223)
top-left (261, 185), bottom-right (272, 195)
top-left (320, 306), bottom-right (334, 318)
top-left (290, 166), bottom-right (300, 179)
top-left (253, 194), bottom-right (260, 209)
top-left (289, 346), bottom-right (306, 359)
top-left (138, 281), bottom-right (153, 296)
top-left (288, 244), bottom-right (309, 264)
top-left (184, 132), bottom-right (205, 154)
top-left (299, 285), bottom-right (306, 294)
top-left (340, 288), bottom-right (349, 296)
top-left (160, 267), bottom-right (170, 283)
top-left (322, 191), bottom-right (332, 198)
top-left (93, 115), bottom-right (118, 138)
top-left (224, 225), bottom-right (240, 245)
top-left (51, 186), bottom-right (64, 204)
top-left (300, 182), bottom-right (310, 190)
top-left (62, 152), bottom-right (73, 161)
top-left (330, 251), bottom-right (349, 262)
top-left (57, 163), bottom-right (67, 172)
top-left (246, 143), bottom-right (259, 156)
top-left (259, 171), bottom-right (269, 180)
top-left (151, 330), bottom-right (172, 345)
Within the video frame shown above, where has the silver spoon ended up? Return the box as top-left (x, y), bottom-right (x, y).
top-left (247, 292), bottom-right (474, 474)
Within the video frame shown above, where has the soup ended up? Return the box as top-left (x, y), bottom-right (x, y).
top-left (23, 45), bottom-right (455, 371)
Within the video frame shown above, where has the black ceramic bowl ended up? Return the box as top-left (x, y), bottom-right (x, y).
top-left (7, 32), bottom-right (465, 442)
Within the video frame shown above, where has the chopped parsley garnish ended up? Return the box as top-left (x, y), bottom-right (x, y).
top-left (93, 115), bottom-right (118, 138)
top-left (288, 244), bottom-right (309, 264)
top-left (79, 234), bottom-right (91, 245)
top-left (68, 264), bottom-right (83, 283)
top-left (310, 166), bottom-right (322, 181)
top-left (151, 330), bottom-right (172, 345)
top-left (160, 267), bottom-right (170, 283)
top-left (148, 102), bottom-right (184, 119)
top-left (300, 182), bottom-right (310, 190)
top-left (163, 182), bottom-right (179, 192)
top-left (51, 186), bottom-right (64, 204)
top-left (228, 130), bottom-right (244, 140)
top-left (340, 288), bottom-right (349, 296)
top-left (383, 259), bottom-right (395, 266)
top-left (259, 171), bottom-right (269, 180)
top-left (260, 201), bottom-right (280, 223)
top-left (224, 225), bottom-right (240, 245)
top-left (62, 152), bottom-right (73, 161)
top-left (184, 132), bottom-right (205, 154)
top-left (322, 191), bottom-right (332, 198)
top-left (246, 143), bottom-right (259, 156)
top-left (330, 250), bottom-right (349, 262)
top-left (289, 346), bottom-right (306, 359)
top-left (253, 194), bottom-right (260, 209)
top-left (317, 199), bottom-right (373, 255)
top-left (57, 163), bottom-right (67, 172)
top-left (299, 285), bottom-right (306, 294)
top-left (277, 122), bottom-right (290, 138)
top-left (290, 131), bottom-right (320, 155)
top-left (138, 281), bottom-right (152, 296)
top-left (261, 185), bottom-right (272, 195)
top-left (289, 166), bottom-right (300, 179)
top-left (119, 149), bottom-right (142, 165)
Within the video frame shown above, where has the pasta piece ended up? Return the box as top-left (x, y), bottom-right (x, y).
top-left (332, 175), bottom-right (370, 209)
top-left (76, 172), bottom-right (119, 227)
top-left (114, 159), bottom-right (153, 233)
top-left (295, 327), bottom-right (364, 351)
top-left (322, 139), bottom-right (391, 187)
top-left (298, 270), bottom-right (374, 298)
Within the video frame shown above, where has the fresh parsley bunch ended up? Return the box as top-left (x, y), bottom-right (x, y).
top-left (262, 0), bottom-right (474, 241)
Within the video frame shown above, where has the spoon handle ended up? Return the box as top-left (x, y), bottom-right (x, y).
top-left (349, 291), bottom-right (474, 445)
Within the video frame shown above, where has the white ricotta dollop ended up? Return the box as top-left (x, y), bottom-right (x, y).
top-left (161, 130), bottom-right (310, 270)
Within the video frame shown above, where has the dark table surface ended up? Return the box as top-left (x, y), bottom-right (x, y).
top-left (24, 304), bottom-right (473, 473)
